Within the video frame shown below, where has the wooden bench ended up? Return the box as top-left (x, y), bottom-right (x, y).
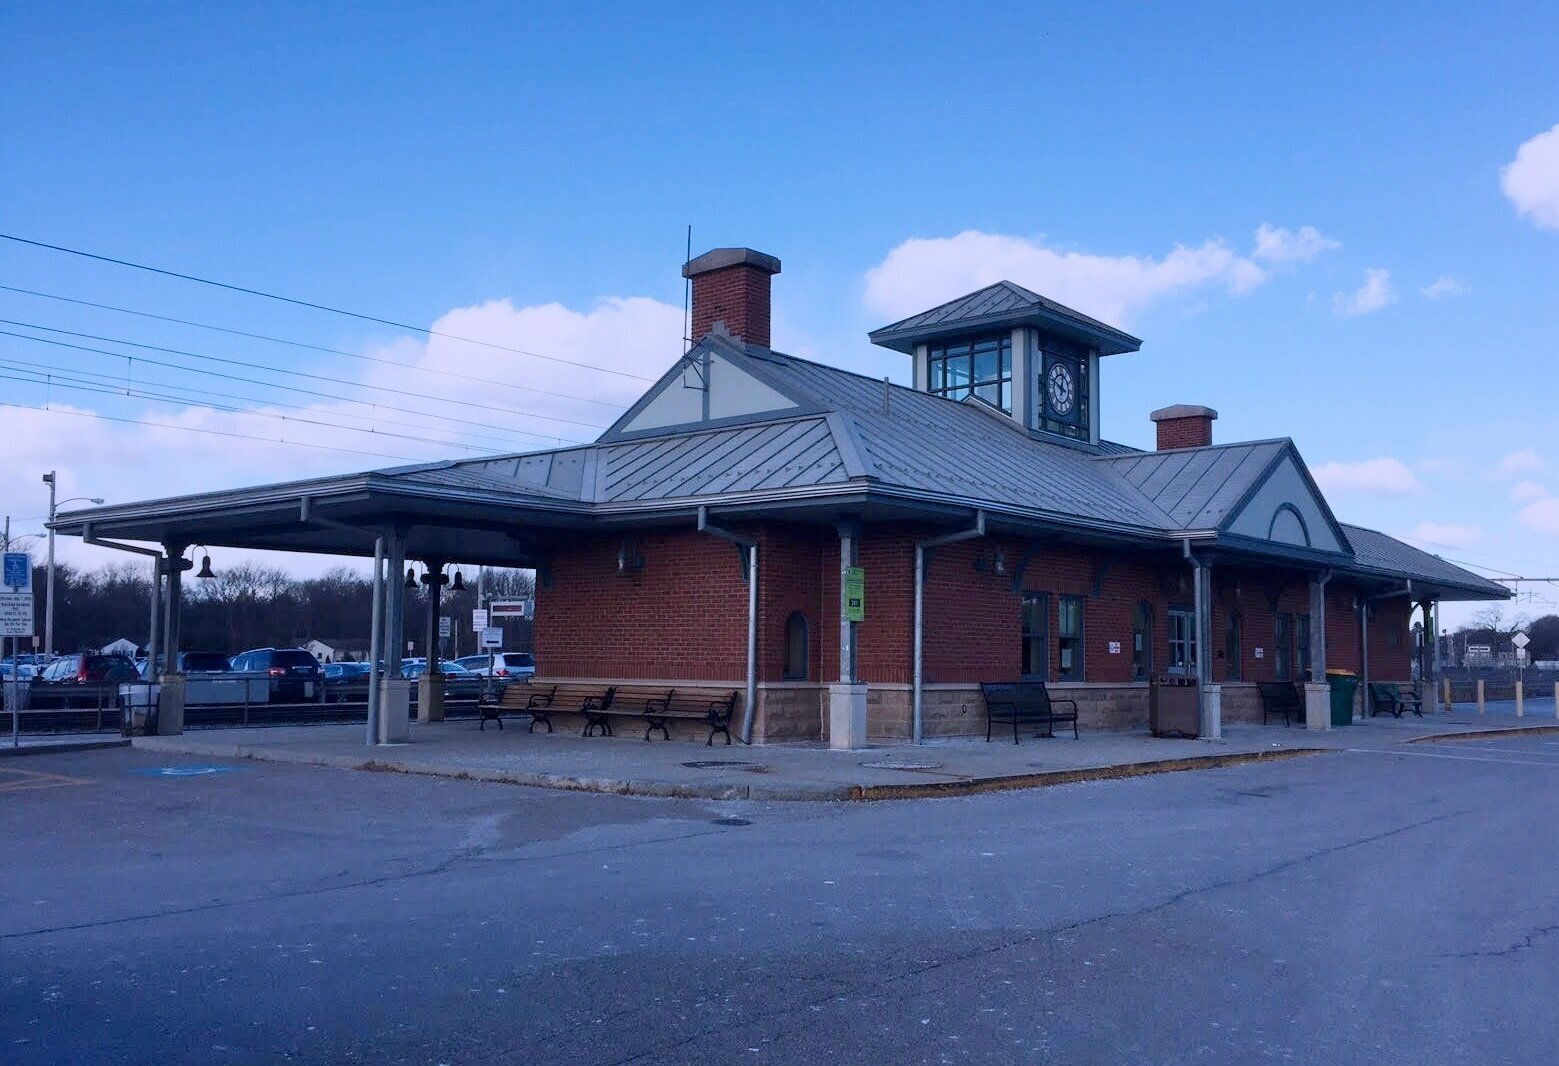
top-left (1368, 681), bottom-right (1424, 718)
top-left (979, 681), bottom-right (1079, 743)
top-left (642, 689), bottom-right (740, 746)
top-left (1258, 682), bottom-right (1303, 727)
top-left (493, 682), bottom-right (616, 733)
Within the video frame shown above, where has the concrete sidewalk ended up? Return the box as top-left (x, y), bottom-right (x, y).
top-left (128, 710), bottom-right (1558, 801)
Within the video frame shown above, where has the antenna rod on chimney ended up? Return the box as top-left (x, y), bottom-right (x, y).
top-left (682, 224), bottom-right (692, 354)
top-left (883, 376), bottom-right (891, 416)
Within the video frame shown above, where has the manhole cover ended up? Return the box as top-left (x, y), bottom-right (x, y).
top-left (859, 760), bottom-right (944, 772)
top-left (711, 816), bottom-right (752, 826)
top-left (682, 760), bottom-right (762, 770)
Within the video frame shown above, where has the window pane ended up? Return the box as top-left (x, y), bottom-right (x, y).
top-left (973, 347), bottom-right (998, 384)
top-left (929, 357), bottom-right (945, 391)
top-left (975, 382), bottom-right (1000, 406)
top-left (946, 356), bottom-right (971, 389)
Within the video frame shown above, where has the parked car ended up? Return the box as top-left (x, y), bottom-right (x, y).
top-left (323, 661), bottom-right (373, 703)
top-left (37, 653), bottom-right (139, 685)
top-left (135, 651), bottom-right (233, 678)
top-left (229, 647), bottom-right (323, 702)
top-left (452, 652), bottom-right (535, 681)
top-left (400, 660), bottom-right (471, 680)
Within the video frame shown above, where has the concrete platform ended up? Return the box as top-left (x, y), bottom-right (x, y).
top-left (0, 735), bottom-right (130, 757)
top-left (129, 711), bottom-right (1559, 801)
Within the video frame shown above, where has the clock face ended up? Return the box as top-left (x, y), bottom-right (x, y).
top-left (1046, 360), bottom-right (1075, 416)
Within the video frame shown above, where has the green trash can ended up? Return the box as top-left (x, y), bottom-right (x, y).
top-left (1326, 671), bottom-right (1358, 727)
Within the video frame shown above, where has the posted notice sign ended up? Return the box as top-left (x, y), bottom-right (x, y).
top-left (471, 609), bottom-right (489, 631)
top-left (2, 552), bottom-right (30, 591)
top-left (0, 592), bottom-right (32, 637)
top-left (490, 599), bottom-right (531, 619)
top-left (438, 616), bottom-right (452, 639)
top-left (845, 566), bottom-right (866, 623)
top-left (480, 626), bottom-right (503, 649)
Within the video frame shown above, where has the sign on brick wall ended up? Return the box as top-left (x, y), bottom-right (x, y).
top-left (845, 566), bottom-right (865, 622)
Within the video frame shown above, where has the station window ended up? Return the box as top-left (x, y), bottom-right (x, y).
top-left (1168, 606), bottom-right (1197, 676)
top-left (1021, 592), bottom-right (1049, 680)
top-left (1057, 595), bottom-right (1084, 681)
top-left (1276, 613), bottom-right (1311, 681)
top-left (928, 334), bottom-right (1012, 412)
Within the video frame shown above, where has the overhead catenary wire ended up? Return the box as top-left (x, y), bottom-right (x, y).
top-left (0, 359), bottom-right (528, 455)
top-left (0, 284), bottom-right (633, 410)
top-left (0, 320), bottom-right (609, 431)
top-left (0, 393), bottom-right (430, 464)
top-left (0, 349), bottom-right (575, 450)
top-left (0, 233), bottom-right (657, 382)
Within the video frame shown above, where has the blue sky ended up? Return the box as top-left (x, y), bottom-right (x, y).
top-left (3, 2), bottom-right (1557, 624)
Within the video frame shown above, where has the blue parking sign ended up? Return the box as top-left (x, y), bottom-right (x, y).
top-left (2, 552), bottom-right (29, 591)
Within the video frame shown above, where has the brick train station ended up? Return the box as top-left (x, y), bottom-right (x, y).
top-left (55, 245), bottom-right (1506, 746)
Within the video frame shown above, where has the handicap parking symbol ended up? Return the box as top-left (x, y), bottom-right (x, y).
top-left (133, 765), bottom-right (245, 778)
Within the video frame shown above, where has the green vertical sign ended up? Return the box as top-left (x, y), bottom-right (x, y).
top-left (845, 566), bottom-right (866, 622)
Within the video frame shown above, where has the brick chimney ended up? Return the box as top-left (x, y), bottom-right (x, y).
top-left (683, 247), bottom-right (781, 348)
top-left (1150, 404), bottom-right (1218, 450)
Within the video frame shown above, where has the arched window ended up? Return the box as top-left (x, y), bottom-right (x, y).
top-left (782, 612), bottom-right (809, 681)
top-left (1132, 601), bottom-right (1153, 681)
top-left (1225, 610), bottom-right (1243, 681)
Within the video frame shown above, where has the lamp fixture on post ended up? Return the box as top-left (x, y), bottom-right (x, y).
top-left (405, 566), bottom-right (418, 590)
top-left (451, 569), bottom-right (466, 592)
top-left (41, 471), bottom-right (105, 657)
top-left (195, 549), bottom-right (216, 580)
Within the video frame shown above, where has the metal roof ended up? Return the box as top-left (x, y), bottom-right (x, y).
top-left (1099, 442), bottom-right (1289, 530)
top-left (47, 334), bottom-right (1506, 601)
top-left (867, 280), bottom-right (1142, 355)
top-left (1340, 524), bottom-right (1509, 598)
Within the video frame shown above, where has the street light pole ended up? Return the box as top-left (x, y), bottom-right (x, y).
top-left (41, 473), bottom-right (104, 660)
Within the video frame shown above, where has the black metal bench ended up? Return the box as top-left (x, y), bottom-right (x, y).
top-left (1368, 681), bottom-right (1424, 718)
top-left (979, 681), bottom-right (1079, 743)
top-left (1258, 682), bottom-right (1303, 727)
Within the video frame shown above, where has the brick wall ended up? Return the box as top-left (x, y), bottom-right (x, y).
top-left (533, 521), bottom-right (1413, 738)
top-left (1154, 416), bottom-right (1214, 450)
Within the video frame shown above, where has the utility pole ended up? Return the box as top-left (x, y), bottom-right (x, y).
top-left (42, 471), bottom-right (54, 659)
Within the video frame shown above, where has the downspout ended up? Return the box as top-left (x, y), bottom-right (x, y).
top-left (697, 506), bottom-right (758, 745)
top-left (914, 511), bottom-right (986, 744)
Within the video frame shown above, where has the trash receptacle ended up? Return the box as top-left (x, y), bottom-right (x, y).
top-left (1326, 670), bottom-right (1357, 727)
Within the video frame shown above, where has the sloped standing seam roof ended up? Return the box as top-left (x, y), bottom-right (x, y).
top-left (597, 416), bottom-right (850, 502)
top-left (773, 356), bottom-right (1178, 532)
top-left (1100, 442), bottom-right (1288, 530)
top-left (1340, 524), bottom-right (1509, 597)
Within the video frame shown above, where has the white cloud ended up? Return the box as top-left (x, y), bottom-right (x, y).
top-left (1510, 481), bottom-right (1549, 504)
top-left (1312, 457), bottom-right (1421, 496)
top-left (1332, 268), bottom-right (1397, 317)
top-left (1496, 449), bottom-right (1544, 479)
top-left (0, 292), bottom-right (685, 575)
top-left (1515, 496), bottom-right (1559, 536)
top-left (1409, 522), bottom-right (1483, 549)
top-left (863, 229), bottom-right (1271, 326)
top-left (1418, 456), bottom-right (1468, 478)
top-left (1421, 276), bottom-right (1468, 299)
top-left (1501, 123), bottom-right (1559, 232)
top-left (1252, 223), bottom-right (1340, 264)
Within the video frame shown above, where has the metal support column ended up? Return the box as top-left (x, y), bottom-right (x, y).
top-left (838, 524), bottom-right (858, 685)
top-left (1358, 599), bottom-right (1369, 720)
top-left (365, 534), bottom-right (385, 745)
top-left (1185, 540), bottom-right (1219, 738)
top-left (1427, 599), bottom-right (1441, 713)
top-left (386, 531), bottom-right (406, 676)
top-left (146, 557), bottom-right (161, 680)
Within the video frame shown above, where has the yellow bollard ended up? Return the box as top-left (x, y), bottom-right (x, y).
top-left (1516, 680), bottom-right (1524, 717)
top-left (1443, 677), bottom-right (1452, 711)
top-left (1477, 679), bottom-right (1485, 715)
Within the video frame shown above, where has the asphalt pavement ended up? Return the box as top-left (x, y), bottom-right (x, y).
top-left (3, 739), bottom-right (1556, 1064)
